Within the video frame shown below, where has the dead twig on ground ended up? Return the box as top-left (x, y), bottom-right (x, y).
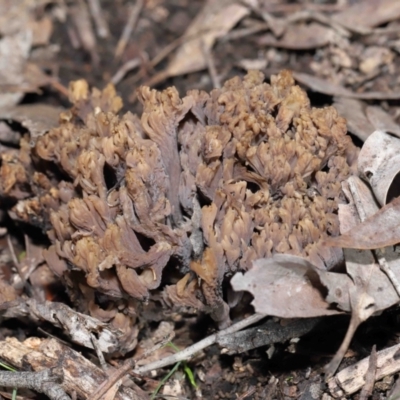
top-left (115, 0), bottom-right (144, 60)
top-left (0, 368), bottom-right (70, 400)
top-left (88, 359), bottom-right (136, 400)
top-left (87, 0), bottom-right (109, 38)
top-left (202, 40), bottom-right (220, 88)
top-left (359, 345), bottom-right (378, 400)
top-left (111, 57), bottom-right (142, 85)
top-left (328, 341), bottom-right (400, 397)
top-left (69, 0), bottom-right (99, 65)
top-left (133, 313), bottom-right (266, 375)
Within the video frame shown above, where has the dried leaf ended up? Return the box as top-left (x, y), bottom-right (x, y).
top-left (294, 72), bottom-right (400, 100)
top-left (365, 106), bottom-right (400, 138)
top-left (357, 130), bottom-right (400, 205)
top-left (231, 254), bottom-right (343, 318)
top-left (0, 104), bottom-right (63, 145)
top-left (332, 0), bottom-right (400, 29)
top-left (258, 22), bottom-right (333, 50)
top-left (232, 251), bottom-right (400, 318)
top-left (333, 101), bottom-right (400, 142)
top-left (325, 196), bottom-right (400, 250)
top-left (0, 30), bottom-right (32, 107)
top-left (232, 249), bottom-right (399, 377)
top-left (333, 98), bottom-right (374, 142)
top-left (338, 176), bottom-right (380, 236)
top-left (165, 0), bottom-right (250, 77)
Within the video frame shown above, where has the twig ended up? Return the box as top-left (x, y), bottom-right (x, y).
top-left (260, 2), bottom-right (347, 13)
top-left (0, 368), bottom-right (70, 400)
top-left (90, 333), bottom-right (107, 371)
top-left (222, 23), bottom-right (269, 42)
top-left (359, 345), bottom-right (377, 400)
top-left (202, 40), bottom-right (220, 88)
top-left (88, 332), bottom-right (174, 400)
top-left (49, 79), bottom-right (70, 99)
top-left (87, 0), bottom-right (109, 38)
top-left (115, 0), bottom-right (144, 60)
top-left (324, 290), bottom-right (375, 379)
top-left (111, 57), bottom-right (142, 85)
top-left (88, 359), bottom-right (135, 400)
top-left (328, 342), bottom-right (400, 397)
top-left (133, 313), bottom-right (266, 375)
top-left (70, 0), bottom-right (99, 65)
top-left (6, 235), bottom-right (20, 273)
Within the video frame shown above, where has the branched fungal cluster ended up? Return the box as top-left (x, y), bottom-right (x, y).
top-left (0, 70), bottom-right (356, 334)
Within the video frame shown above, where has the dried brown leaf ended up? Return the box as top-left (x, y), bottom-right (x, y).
top-left (333, 101), bottom-right (400, 142)
top-left (333, 98), bottom-right (374, 142)
top-left (338, 176), bottom-right (379, 236)
top-left (0, 104), bottom-right (63, 144)
top-left (358, 130), bottom-right (400, 205)
top-left (0, 30), bottom-right (32, 107)
top-left (332, 0), bottom-right (400, 29)
top-left (165, 0), bottom-right (250, 78)
top-left (232, 250), bottom-right (400, 318)
top-left (294, 72), bottom-right (400, 100)
top-left (258, 22), bottom-right (333, 50)
top-left (325, 196), bottom-right (400, 250)
top-left (365, 106), bottom-right (400, 138)
top-left (231, 254), bottom-right (343, 318)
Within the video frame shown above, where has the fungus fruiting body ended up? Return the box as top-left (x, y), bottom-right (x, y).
top-left (0, 70), bottom-right (356, 331)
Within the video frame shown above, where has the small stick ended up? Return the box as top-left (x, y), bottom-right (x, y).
top-left (0, 368), bottom-right (70, 400)
top-left (70, 0), bottom-right (99, 65)
top-left (111, 57), bottom-right (142, 85)
top-left (115, 0), bottom-right (144, 60)
top-left (324, 291), bottom-right (374, 379)
top-left (222, 23), bottom-right (269, 41)
top-left (90, 333), bottom-right (107, 371)
top-left (6, 235), bottom-right (20, 273)
top-left (134, 313), bottom-right (266, 375)
top-left (49, 80), bottom-right (70, 98)
top-left (359, 345), bottom-right (377, 400)
top-left (87, 0), bottom-right (109, 38)
top-left (202, 40), bottom-right (220, 88)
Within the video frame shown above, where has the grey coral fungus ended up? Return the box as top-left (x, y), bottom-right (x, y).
top-left (0, 70), bottom-right (356, 331)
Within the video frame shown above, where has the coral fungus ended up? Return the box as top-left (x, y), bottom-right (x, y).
top-left (0, 70), bottom-right (356, 330)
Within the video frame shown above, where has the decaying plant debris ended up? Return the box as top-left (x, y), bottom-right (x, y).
top-left (0, 70), bottom-right (357, 337)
